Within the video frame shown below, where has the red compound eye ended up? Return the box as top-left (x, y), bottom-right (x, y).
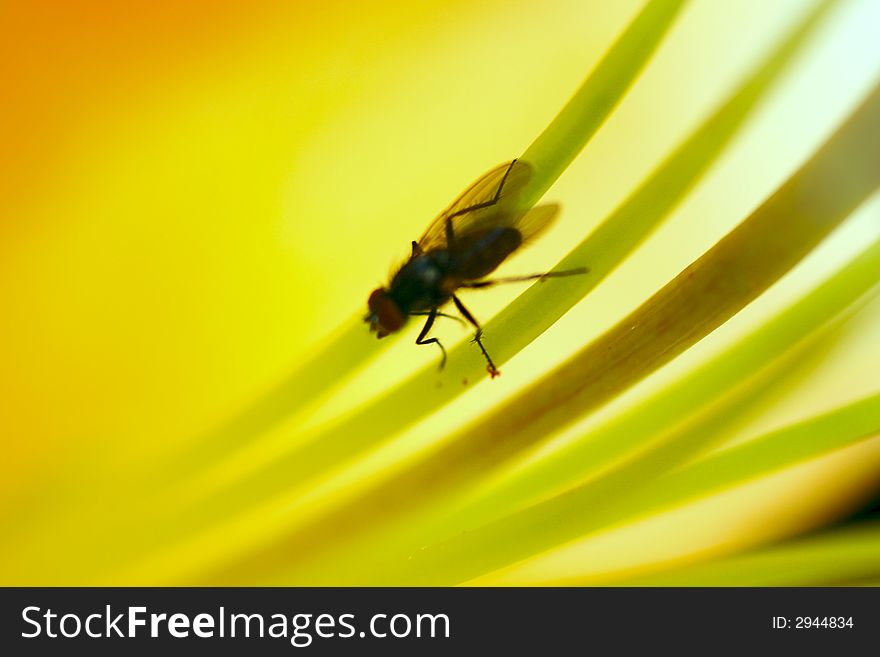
top-left (367, 288), bottom-right (405, 337)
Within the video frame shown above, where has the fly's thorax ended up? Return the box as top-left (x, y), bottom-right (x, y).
top-left (389, 252), bottom-right (452, 312)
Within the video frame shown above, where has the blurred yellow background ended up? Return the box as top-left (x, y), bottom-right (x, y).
top-left (1, 0), bottom-right (879, 584)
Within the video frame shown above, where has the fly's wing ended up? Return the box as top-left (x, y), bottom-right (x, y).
top-left (507, 202), bottom-right (560, 244)
top-left (417, 160), bottom-right (533, 252)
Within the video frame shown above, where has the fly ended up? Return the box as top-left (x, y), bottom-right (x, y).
top-left (365, 159), bottom-right (586, 378)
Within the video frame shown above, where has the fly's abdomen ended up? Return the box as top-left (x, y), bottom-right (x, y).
top-left (450, 227), bottom-right (521, 280)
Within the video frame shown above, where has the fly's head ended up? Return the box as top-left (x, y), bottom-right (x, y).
top-left (365, 288), bottom-right (405, 339)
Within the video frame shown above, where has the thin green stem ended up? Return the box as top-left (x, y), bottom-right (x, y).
top-left (410, 389), bottom-right (880, 584)
top-left (565, 522), bottom-right (880, 586)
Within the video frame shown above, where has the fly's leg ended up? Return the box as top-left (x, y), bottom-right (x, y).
top-left (411, 310), bottom-right (465, 326)
top-left (426, 160), bottom-right (519, 253)
top-left (452, 294), bottom-right (500, 378)
top-left (415, 308), bottom-right (447, 370)
top-left (444, 159), bottom-right (519, 222)
top-left (461, 267), bottom-right (588, 289)
top-left (444, 160), bottom-right (518, 247)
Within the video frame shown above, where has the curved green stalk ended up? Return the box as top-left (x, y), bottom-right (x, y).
top-left (564, 522), bottom-right (880, 586)
top-left (166, 316), bottom-right (383, 476)
top-left (517, 0), bottom-right (689, 209)
top-left (445, 251), bottom-right (880, 540)
top-left (409, 391), bottom-right (880, 584)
